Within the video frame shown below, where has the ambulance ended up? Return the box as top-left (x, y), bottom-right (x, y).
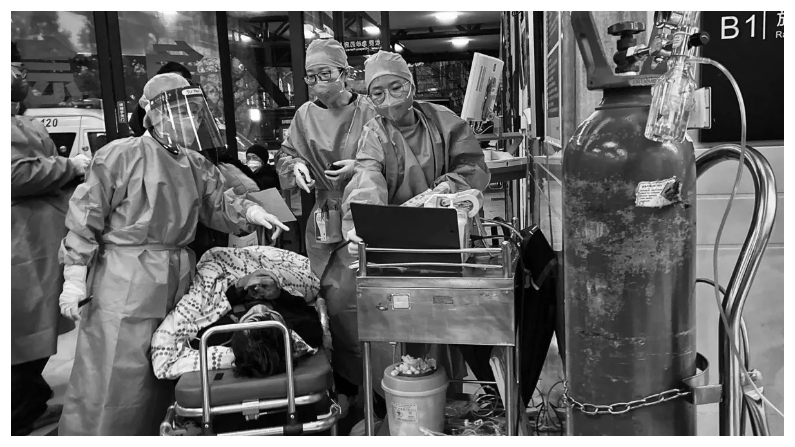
top-left (24, 102), bottom-right (107, 159)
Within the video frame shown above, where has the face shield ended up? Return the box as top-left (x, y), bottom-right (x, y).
top-left (145, 86), bottom-right (224, 154)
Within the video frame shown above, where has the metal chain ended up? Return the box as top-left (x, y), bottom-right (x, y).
top-left (562, 381), bottom-right (692, 416)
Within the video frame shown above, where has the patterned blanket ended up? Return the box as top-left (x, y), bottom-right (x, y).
top-left (151, 246), bottom-right (329, 380)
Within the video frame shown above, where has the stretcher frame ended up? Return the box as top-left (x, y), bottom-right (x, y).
top-left (160, 320), bottom-right (340, 436)
top-left (356, 220), bottom-right (523, 436)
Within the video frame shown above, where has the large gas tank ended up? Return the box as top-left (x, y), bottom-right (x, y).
top-left (562, 86), bottom-right (697, 435)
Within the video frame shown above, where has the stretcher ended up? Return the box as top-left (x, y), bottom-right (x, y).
top-left (356, 219), bottom-right (524, 435)
top-left (160, 319), bottom-right (340, 436)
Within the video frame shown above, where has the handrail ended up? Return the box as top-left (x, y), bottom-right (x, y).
top-left (695, 143), bottom-right (777, 436)
top-left (357, 240), bottom-right (514, 279)
top-left (199, 320), bottom-right (296, 435)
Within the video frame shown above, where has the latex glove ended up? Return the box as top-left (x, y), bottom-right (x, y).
top-left (324, 159), bottom-right (355, 181)
top-left (59, 265), bottom-right (87, 321)
top-left (246, 205), bottom-right (290, 233)
top-left (293, 161), bottom-right (315, 193)
top-left (68, 153), bottom-right (91, 177)
top-left (347, 227), bottom-right (363, 257)
top-left (268, 227), bottom-right (284, 247)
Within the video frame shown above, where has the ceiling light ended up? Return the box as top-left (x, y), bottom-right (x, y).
top-left (364, 26), bottom-right (380, 36)
top-left (434, 12), bottom-right (460, 23)
top-left (394, 42), bottom-right (404, 53)
top-left (451, 37), bottom-right (470, 48)
top-left (249, 109), bottom-right (261, 122)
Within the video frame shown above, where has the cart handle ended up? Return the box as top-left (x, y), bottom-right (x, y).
top-left (363, 247), bottom-right (503, 254)
top-left (349, 261), bottom-right (504, 270)
top-left (199, 320), bottom-right (297, 435)
top-left (357, 240), bottom-right (513, 278)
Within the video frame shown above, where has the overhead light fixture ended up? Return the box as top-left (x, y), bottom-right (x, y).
top-left (394, 42), bottom-right (404, 53)
top-left (249, 109), bottom-right (262, 122)
top-left (451, 37), bottom-right (471, 48)
top-left (240, 35), bottom-right (252, 43)
top-left (434, 12), bottom-right (460, 24)
top-left (364, 26), bottom-right (380, 36)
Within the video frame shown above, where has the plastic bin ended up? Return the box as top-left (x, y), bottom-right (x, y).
top-left (381, 364), bottom-right (449, 436)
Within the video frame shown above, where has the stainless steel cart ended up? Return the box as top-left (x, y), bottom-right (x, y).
top-left (356, 223), bottom-right (521, 436)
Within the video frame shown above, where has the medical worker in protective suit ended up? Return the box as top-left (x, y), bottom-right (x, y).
top-left (276, 39), bottom-right (376, 279)
top-left (320, 50), bottom-right (490, 418)
top-left (11, 58), bottom-right (91, 436)
top-left (57, 73), bottom-right (289, 436)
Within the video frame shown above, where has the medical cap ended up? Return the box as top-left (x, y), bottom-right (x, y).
top-left (139, 73), bottom-right (190, 111)
top-left (364, 50), bottom-right (414, 89)
top-left (305, 39), bottom-right (348, 70)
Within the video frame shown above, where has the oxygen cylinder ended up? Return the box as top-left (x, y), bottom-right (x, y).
top-left (562, 14), bottom-right (697, 435)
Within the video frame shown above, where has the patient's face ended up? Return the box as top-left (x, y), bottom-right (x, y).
top-left (238, 270), bottom-right (281, 301)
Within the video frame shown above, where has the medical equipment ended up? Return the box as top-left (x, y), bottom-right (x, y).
top-left (461, 53), bottom-right (504, 123)
top-left (562, 11), bottom-right (777, 436)
top-left (355, 218), bottom-right (523, 436)
top-left (160, 318), bottom-right (340, 435)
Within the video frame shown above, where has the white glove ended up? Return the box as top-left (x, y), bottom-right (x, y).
top-left (246, 205), bottom-right (290, 232)
top-left (294, 161), bottom-right (315, 193)
top-left (324, 159), bottom-right (355, 181)
top-left (69, 153), bottom-right (91, 177)
top-left (60, 265), bottom-right (87, 321)
top-left (346, 227), bottom-right (363, 257)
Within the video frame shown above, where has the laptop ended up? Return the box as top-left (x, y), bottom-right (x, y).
top-left (350, 203), bottom-right (462, 266)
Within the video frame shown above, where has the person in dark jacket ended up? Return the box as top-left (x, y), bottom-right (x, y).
top-left (246, 144), bottom-right (281, 191)
top-left (129, 62), bottom-right (193, 137)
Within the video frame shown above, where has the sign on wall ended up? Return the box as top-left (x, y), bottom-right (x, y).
top-left (543, 11), bottom-right (562, 148)
top-left (344, 38), bottom-right (381, 54)
top-left (700, 11), bottom-right (784, 142)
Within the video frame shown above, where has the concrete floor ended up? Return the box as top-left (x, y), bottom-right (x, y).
top-left (28, 325), bottom-right (78, 436)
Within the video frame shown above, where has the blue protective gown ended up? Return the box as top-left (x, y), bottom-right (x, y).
top-left (276, 94), bottom-right (376, 278)
top-left (321, 101), bottom-right (490, 388)
top-left (58, 135), bottom-right (257, 436)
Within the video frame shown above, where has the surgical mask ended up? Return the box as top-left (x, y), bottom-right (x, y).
top-left (375, 94), bottom-right (413, 123)
top-left (312, 76), bottom-right (345, 106)
top-left (247, 160), bottom-right (262, 172)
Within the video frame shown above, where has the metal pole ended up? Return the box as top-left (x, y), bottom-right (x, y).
top-left (505, 347), bottom-right (515, 436)
top-left (501, 240), bottom-right (512, 278)
top-left (695, 144), bottom-right (777, 436)
top-left (363, 341), bottom-right (374, 436)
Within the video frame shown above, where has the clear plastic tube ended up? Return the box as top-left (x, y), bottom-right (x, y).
top-left (691, 56), bottom-right (784, 420)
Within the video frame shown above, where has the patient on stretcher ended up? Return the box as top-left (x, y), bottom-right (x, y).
top-left (151, 246), bottom-right (332, 380)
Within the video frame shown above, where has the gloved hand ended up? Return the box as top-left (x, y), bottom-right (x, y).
top-left (294, 161), bottom-right (315, 193)
top-left (346, 227), bottom-right (363, 257)
top-left (324, 159), bottom-right (355, 181)
top-left (68, 153), bottom-right (91, 177)
top-left (246, 205), bottom-right (290, 233)
top-left (59, 265), bottom-right (87, 321)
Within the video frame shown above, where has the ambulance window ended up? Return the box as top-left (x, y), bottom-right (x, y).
top-left (87, 132), bottom-right (108, 154)
top-left (49, 133), bottom-right (77, 157)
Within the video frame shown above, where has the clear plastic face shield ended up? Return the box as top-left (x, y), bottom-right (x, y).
top-left (145, 86), bottom-right (224, 154)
